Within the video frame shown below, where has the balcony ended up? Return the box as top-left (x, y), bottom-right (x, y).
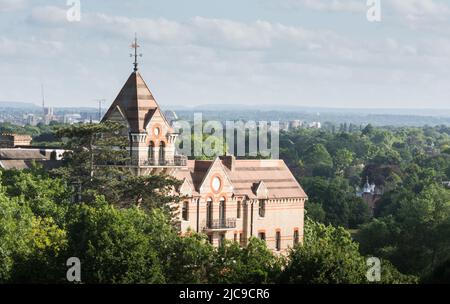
top-left (202, 218), bottom-right (237, 231)
top-left (135, 155), bottom-right (187, 167)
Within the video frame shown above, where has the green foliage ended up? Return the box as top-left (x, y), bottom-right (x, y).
top-left (66, 197), bottom-right (166, 284)
top-left (281, 218), bottom-right (367, 284)
top-left (358, 184), bottom-right (450, 277)
top-left (302, 176), bottom-right (370, 228)
top-left (210, 238), bottom-right (282, 284)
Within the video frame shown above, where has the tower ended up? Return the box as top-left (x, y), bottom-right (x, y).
top-left (101, 37), bottom-right (183, 175)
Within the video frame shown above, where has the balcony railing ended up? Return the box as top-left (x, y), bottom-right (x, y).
top-left (97, 155), bottom-right (187, 167)
top-left (202, 218), bottom-right (237, 231)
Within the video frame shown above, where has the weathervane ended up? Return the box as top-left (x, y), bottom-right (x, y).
top-left (130, 33), bottom-right (142, 72)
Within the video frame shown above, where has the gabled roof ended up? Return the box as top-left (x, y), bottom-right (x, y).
top-left (198, 157), bottom-right (234, 194)
top-left (102, 71), bottom-right (169, 133)
top-left (173, 158), bottom-right (308, 199)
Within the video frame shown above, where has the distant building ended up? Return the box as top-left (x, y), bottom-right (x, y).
top-left (63, 114), bottom-right (82, 124)
top-left (25, 114), bottom-right (37, 126)
top-left (279, 122), bottom-right (289, 132)
top-left (289, 120), bottom-right (303, 130)
top-left (0, 134), bottom-right (32, 148)
top-left (361, 177), bottom-right (383, 215)
top-left (0, 148), bottom-right (65, 170)
top-left (43, 107), bottom-right (56, 125)
top-left (308, 121), bottom-right (321, 129)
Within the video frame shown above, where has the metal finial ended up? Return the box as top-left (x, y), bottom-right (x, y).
top-left (130, 33), bottom-right (142, 72)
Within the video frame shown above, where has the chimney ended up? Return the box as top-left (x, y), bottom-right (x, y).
top-left (220, 155), bottom-right (236, 172)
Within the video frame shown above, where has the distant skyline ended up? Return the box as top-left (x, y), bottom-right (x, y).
top-left (1, 0), bottom-right (450, 109)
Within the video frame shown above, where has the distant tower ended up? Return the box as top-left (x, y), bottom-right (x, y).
top-left (41, 83), bottom-right (45, 116)
top-left (95, 99), bottom-right (105, 121)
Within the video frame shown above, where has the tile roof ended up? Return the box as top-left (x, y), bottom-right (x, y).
top-left (102, 71), bottom-right (169, 133)
top-left (173, 158), bottom-right (307, 199)
top-left (0, 148), bottom-right (54, 160)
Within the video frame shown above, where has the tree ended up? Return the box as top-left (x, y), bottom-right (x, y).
top-left (55, 122), bottom-right (181, 217)
top-left (10, 216), bottom-right (68, 283)
top-left (209, 238), bottom-right (282, 284)
top-left (333, 148), bottom-right (354, 176)
top-left (66, 196), bottom-right (166, 283)
top-left (160, 232), bottom-right (214, 284)
top-left (302, 144), bottom-right (333, 177)
top-left (281, 218), bottom-right (415, 284)
top-left (281, 218), bottom-right (367, 284)
top-left (358, 184), bottom-right (450, 277)
top-left (305, 201), bottom-right (326, 223)
top-left (301, 177), bottom-right (369, 228)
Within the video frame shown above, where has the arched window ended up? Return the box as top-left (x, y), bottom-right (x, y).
top-left (206, 198), bottom-right (213, 228)
top-left (182, 201), bottom-right (189, 221)
top-left (158, 141), bottom-right (165, 165)
top-left (293, 229), bottom-right (299, 246)
top-left (148, 141), bottom-right (155, 164)
top-left (219, 197), bottom-right (226, 225)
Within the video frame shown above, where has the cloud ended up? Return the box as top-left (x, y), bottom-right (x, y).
top-left (283, 0), bottom-right (366, 13)
top-left (7, 4), bottom-right (450, 107)
top-left (387, 0), bottom-right (450, 28)
top-left (28, 5), bottom-right (69, 26)
top-left (0, 0), bottom-right (28, 12)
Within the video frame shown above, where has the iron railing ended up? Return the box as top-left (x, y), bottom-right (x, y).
top-left (202, 218), bottom-right (237, 231)
top-left (97, 155), bottom-right (187, 167)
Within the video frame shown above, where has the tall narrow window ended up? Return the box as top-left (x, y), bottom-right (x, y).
top-left (259, 200), bottom-right (266, 218)
top-left (276, 231), bottom-right (281, 251)
top-left (219, 197), bottom-right (226, 225)
top-left (148, 141), bottom-right (154, 164)
top-left (237, 201), bottom-right (241, 219)
top-left (234, 233), bottom-right (238, 243)
top-left (158, 141), bottom-right (165, 165)
top-left (206, 198), bottom-right (213, 228)
top-left (293, 229), bottom-right (299, 246)
top-left (258, 232), bottom-right (266, 242)
top-left (182, 201), bottom-right (189, 221)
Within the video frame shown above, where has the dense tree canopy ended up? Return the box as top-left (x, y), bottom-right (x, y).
top-left (1, 121), bottom-right (448, 283)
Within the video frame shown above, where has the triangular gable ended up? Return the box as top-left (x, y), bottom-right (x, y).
top-left (198, 157), bottom-right (234, 195)
top-left (254, 180), bottom-right (269, 199)
top-left (179, 178), bottom-right (193, 197)
top-left (108, 105), bottom-right (130, 128)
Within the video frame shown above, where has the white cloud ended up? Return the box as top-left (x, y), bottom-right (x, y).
top-left (284, 0), bottom-right (366, 13)
top-left (0, 0), bottom-right (28, 12)
top-left (28, 5), bottom-right (69, 26)
top-left (5, 5), bottom-right (450, 107)
top-left (387, 0), bottom-right (450, 28)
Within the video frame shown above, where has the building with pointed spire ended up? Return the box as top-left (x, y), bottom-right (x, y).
top-left (362, 176), bottom-right (383, 215)
top-left (101, 38), bottom-right (307, 252)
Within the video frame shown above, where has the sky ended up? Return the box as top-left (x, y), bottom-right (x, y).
top-left (1, 0), bottom-right (450, 109)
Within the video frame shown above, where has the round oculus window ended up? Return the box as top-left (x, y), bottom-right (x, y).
top-left (153, 127), bottom-right (160, 136)
top-left (212, 176), bottom-right (222, 192)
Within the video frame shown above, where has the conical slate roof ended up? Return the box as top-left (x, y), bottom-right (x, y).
top-left (102, 71), bottom-right (161, 133)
